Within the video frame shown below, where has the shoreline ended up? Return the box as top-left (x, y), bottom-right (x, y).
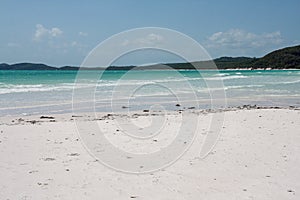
top-left (1, 104), bottom-right (299, 121)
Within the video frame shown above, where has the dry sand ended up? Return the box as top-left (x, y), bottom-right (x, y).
top-left (0, 108), bottom-right (299, 199)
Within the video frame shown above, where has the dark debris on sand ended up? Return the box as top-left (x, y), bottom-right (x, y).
top-left (40, 116), bottom-right (55, 119)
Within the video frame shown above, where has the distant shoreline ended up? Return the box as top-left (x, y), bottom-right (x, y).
top-left (1, 44), bottom-right (300, 70)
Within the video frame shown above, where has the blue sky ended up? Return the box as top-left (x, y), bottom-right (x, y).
top-left (0, 0), bottom-right (299, 66)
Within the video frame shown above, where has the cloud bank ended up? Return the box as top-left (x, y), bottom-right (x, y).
top-left (205, 29), bottom-right (284, 57)
top-left (207, 29), bottom-right (282, 48)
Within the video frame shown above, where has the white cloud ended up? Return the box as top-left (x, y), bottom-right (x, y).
top-left (122, 33), bottom-right (164, 46)
top-left (207, 29), bottom-right (283, 49)
top-left (78, 32), bottom-right (88, 37)
top-left (50, 27), bottom-right (63, 37)
top-left (34, 24), bottom-right (63, 41)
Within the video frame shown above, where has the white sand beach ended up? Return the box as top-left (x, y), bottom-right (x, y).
top-left (0, 108), bottom-right (299, 199)
top-left (1, 1), bottom-right (300, 200)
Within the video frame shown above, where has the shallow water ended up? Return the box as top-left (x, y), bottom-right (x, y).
top-left (0, 69), bottom-right (299, 116)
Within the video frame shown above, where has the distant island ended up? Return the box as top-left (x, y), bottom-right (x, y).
top-left (1, 45), bottom-right (300, 70)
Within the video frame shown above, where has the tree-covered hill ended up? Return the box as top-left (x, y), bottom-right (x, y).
top-left (251, 45), bottom-right (300, 69)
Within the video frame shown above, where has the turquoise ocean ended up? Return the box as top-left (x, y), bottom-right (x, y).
top-left (0, 70), bottom-right (300, 116)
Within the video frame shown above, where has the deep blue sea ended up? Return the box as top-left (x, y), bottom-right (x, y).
top-left (0, 70), bottom-right (300, 116)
